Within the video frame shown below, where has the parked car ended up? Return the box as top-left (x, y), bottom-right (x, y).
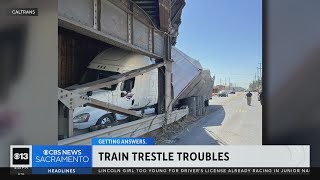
top-left (218, 90), bottom-right (229, 97)
top-left (229, 91), bottom-right (236, 94)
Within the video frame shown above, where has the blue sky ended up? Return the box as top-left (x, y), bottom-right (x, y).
top-left (175, 0), bottom-right (262, 89)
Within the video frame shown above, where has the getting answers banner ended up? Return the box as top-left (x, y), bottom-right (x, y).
top-left (10, 138), bottom-right (310, 175)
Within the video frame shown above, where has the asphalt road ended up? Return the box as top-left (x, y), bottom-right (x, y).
top-left (172, 92), bottom-right (262, 145)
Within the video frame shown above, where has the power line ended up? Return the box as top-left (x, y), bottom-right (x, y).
top-left (214, 73), bottom-right (255, 76)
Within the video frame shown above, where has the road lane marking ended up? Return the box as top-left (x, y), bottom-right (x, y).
top-left (234, 109), bottom-right (247, 113)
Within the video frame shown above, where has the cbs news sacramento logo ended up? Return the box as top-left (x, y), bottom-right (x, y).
top-left (10, 145), bottom-right (32, 168)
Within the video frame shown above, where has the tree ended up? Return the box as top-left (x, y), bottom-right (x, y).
top-left (249, 79), bottom-right (262, 91)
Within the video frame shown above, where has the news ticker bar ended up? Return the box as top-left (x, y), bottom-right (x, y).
top-left (10, 167), bottom-right (310, 175)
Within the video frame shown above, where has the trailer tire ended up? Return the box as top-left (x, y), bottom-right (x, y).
top-left (205, 99), bottom-right (209, 106)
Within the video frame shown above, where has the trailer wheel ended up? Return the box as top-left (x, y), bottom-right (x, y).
top-left (205, 100), bottom-right (209, 106)
top-left (96, 114), bottom-right (115, 127)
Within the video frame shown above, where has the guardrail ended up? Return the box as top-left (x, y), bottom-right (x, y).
top-left (58, 107), bottom-right (189, 145)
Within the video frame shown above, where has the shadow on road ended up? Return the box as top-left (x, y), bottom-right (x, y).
top-left (165, 105), bottom-right (226, 145)
top-left (204, 105), bottom-right (226, 126)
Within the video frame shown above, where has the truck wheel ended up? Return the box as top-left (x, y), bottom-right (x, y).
top-left (96, 114), bottom-right (115, 127)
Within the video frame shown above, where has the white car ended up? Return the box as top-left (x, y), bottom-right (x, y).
top-left (73, 106), bottom-right (155, 130)
top-left (72, 106), bottom-right (127, 130)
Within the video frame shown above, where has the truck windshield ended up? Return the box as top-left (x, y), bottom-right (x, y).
top-left (79, 68), bottom-right (120, 91)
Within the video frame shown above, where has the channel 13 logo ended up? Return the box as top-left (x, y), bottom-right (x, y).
top-left (12, 148), bottom-right (30, 165)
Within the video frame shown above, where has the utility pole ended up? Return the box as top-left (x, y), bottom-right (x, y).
top-left (229, 77), bottom-right (230, 90)
top-left (258, 63), bottom-right (262, 89)
top-left (254, 73), bottom-right (256, 90)
top-left (258, 63), bottom-right (262, 79)
top-left (257, 67), bottom-right (260, 89)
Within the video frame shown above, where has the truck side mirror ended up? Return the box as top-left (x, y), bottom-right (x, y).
top-left (121, 92), bottom-right (126, 97)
